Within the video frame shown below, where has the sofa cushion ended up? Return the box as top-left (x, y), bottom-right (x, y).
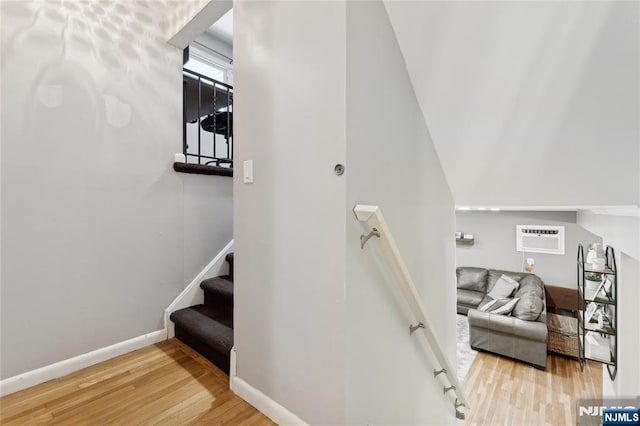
top-left (512, 291), bottom-right (544, 321)
top-left (468, 309), bottom-right (548, 342)
top-left (456, 267), bottom-right (488, 292)
top-left (457, 289), bottom-right (485, 307)
top-left (514, 275), bottom-right (544, 298)
top-left (487, 274), bottom-right (520, 299)
top-left (487, 269), bottom-right (529, 293)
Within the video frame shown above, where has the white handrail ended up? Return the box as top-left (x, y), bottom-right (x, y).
top-left (353, 204), bottom-right (470, 417)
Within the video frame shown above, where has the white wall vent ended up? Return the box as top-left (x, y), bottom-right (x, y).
top-left (516, 225), bottom-right (565, 255)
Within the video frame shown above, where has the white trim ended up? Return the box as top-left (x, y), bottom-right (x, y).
top-left (229, 347), bottom-right (237, 384)
top-left (165, 240), bottom-right (234, 338)
top-left (582, 207), bottom-right (640, 217)
top-left (0, 330), bottom-right (165, 397)
top-left (167, 1), bottom-right (233, 50)
top-left (190, 42), bottom-right (232, 69)
top-left (230, 376), bottom-right (308, 426)
top-left (455, 204), bottom-right (638, 212)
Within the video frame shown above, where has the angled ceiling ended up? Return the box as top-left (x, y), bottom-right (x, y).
top-left (206, 8), bottom-right (233, 45)
top-left (384, 1), bottom-right (639, 209)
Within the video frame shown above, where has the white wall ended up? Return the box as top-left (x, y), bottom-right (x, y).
top-left (577, 211), bottom-right (640, 397)
top-left (385, 1), bottom-right (639, 207)
top-left (345, 2), bottom-right (457, 424)
top-left (456, 211), bottom-right (601, 287)
top-left (233, 2), bottom-right (460, 423)
top-left (182, 174), bottom-right (232, 287)
top-left (233, 1), bottom-right (347, 424)
top-left (0, 0), bottom-right (231, 379)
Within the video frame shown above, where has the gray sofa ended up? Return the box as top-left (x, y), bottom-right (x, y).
top-left (457, 267), bottom-right (548, 369)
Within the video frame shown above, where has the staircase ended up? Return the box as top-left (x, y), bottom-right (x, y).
top-left (170, 253), bottom-right (234, 374)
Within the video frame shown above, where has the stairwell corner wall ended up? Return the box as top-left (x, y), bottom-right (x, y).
top-left (0, 0), bottom-right (231, 382)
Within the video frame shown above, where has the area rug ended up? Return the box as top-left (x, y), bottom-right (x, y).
top-left (457, 314), bottom-right (478, 383)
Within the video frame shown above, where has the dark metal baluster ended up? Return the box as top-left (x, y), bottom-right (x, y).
top-left (197, 76), bottom-right (202, 165)
top-left (182, 78), bottom-right (187, 158)
top-left (226, 85), bottom-right (230, 160)
top-left (213, 82), bottom-right (217, 163)
top-left (229, 91), bottom-right (233, 166)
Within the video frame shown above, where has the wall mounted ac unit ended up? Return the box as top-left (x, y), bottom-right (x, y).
top-left (516, 225), bottom-right (565, 255)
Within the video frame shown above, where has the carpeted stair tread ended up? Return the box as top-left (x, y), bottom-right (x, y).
top-left (169, 253), bottom-right (234, 375)
top-left (170, 305), bottom-right (233, 373)
top-left (200, 276), bottom-right (233, 304)
top-left (171, 303), bottom-right (233, 329)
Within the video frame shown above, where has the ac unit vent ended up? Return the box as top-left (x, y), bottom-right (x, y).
top-left (516, 225), bottom-right (565, 255)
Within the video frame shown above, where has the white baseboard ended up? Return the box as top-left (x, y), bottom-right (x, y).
top-left (230, 347), bottom-right (237, 383)
top-left (0, 330), bottom-right (165, 397)
top-left (165, 240), bottom-right (234, 338)
top-left (231, 375), bottom-right (308, 426)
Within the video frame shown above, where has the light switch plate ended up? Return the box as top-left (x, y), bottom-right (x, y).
top-left (243, 160), bottom-right (253, 184)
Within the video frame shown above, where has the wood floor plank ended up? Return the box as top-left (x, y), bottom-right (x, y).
top-left (0, 343), bottom-right (183, 419)
top-left (464, 352), bottom-right (602, 426)
top-left (0, 340), bottom-right (273, 426)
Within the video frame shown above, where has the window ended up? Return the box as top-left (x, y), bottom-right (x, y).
top-left (182, 44), bottom-right (233, 171)
top-left (184, 57), bottom-right (225, 83)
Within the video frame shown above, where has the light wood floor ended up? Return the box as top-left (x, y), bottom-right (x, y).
top-left (1, 340), bottom-right (603, 426)
top-left (463, 352), bottom-right (602, 426)
top-left (0, 339), bottom-right (274, 425)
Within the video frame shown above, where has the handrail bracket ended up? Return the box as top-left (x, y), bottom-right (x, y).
top-left (360, 228), bottom-right (381, 249)
top-left (433, 368), bottom-right (447, 378)
top-left (409, 322), bottom-right (425, 335)
top-left (455, 399), bottom-right (466, 420)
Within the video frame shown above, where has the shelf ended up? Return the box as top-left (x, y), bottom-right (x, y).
top-left (583, 332), bottom-right (616, 364)
top-left (576, 336), bottom-right (614, 366)
top-left (584, 351), bottom-right (616, 365)
top-left (576, 336), bottom-right (613, 365)
top-left (580, 263), bottom-right (615, 275)
top-left (577, 244), bottom-right (617, 379)
top-left (577, 335), bottom-right (615, 365)
top-left (578, 286), bottom-right (615, 305)
top-left (577, 311), bottom-right (616, 335)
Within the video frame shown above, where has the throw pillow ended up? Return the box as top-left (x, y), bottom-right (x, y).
top-left (487, 274), bottom-right (520, 300)
top-left (515, 275), bottom-right (543, 298)
top-left (491, 297), bottom-right (520, 315)
top-left (478, 298), bottom-right (507, 312)
top-left (478, 297), bottom-right (520, 315)
top-left (512, 291), bottom-right (543, 321)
